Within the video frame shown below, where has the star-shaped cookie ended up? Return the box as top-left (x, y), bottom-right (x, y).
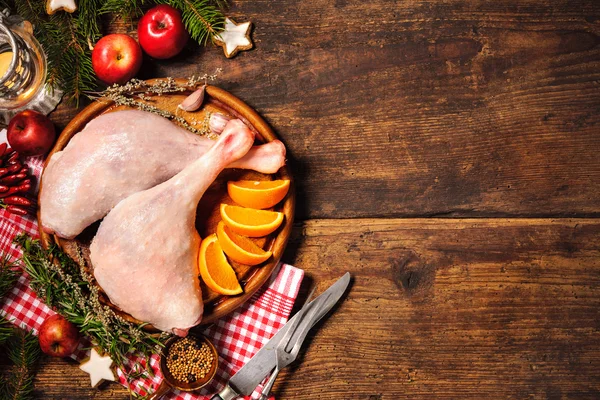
top-left (46, 0), bottom-right (77, 14)
top-left (79, 348), bottom-right (116, 387)
top-left (214, 17), bottom-right (253, 58)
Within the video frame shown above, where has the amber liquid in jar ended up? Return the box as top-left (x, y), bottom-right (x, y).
top-left (0, 51), bottom-right (13, 79)
top-left (0, 24), bottom-right (47, 111)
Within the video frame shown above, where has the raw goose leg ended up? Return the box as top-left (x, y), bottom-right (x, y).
top-left (40, 109), bottom-right (286, 239)
top-left (89, 120), bottom-right (255, 335)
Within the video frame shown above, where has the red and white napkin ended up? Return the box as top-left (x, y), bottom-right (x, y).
top-left (0, 141), bottom-right (304, 399)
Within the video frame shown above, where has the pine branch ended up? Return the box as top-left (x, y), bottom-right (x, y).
top-left (0, 316), bottom-right (12, 345)
top-left (0, 249), bottom-right (19, 347)
top-left (0, 254), bottom-right (19, 301)
top-left (1, 0), bottom-right (99, 103)
top-left (76, 0), bottom-right (102, 43)
top-left (155, 0), bottom-right (226, 45)
top-left (99, 0), bottom-right (148, 20)
top-left (0, 0), bottom-right (226, 102)
top-left (0, 329), bottom-right (40, 400)
top-left (15, 235), bottom-right (167, 367)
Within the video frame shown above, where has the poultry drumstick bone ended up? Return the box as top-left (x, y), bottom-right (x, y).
top-left (90, 120), bottom-right (255, 335)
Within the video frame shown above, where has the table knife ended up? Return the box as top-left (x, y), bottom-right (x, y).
top-left (211, 272), bottom-right (351, 400)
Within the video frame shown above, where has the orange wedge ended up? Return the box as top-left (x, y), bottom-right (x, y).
top-left (220, 203), bottom-right (284, 237)
top-left (227, 179), bottom-right (290, 209)
top-left (198, 234), bottom-right (243, 295)
top-left (216, 221), bottom-right (272, 266)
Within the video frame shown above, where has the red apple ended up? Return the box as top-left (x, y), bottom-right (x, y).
top-left (137, 5), bottom-right (188, 59)
top-left (92, 34), bottom-right (142, 85)
top-left (7, 109), bottom-right (56, 156)
top-left (38, 314), bottom-right (80, 357)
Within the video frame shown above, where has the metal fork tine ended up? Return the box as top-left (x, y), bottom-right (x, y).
top-left (277, 286), bottom-right (317, 354)
top-left (258, 287), bottom-right (331, 400)
top-left (287, 293), bottom-right (330, 355)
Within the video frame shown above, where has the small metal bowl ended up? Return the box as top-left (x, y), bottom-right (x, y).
top-left (150, 334), bottom-right (219, 399)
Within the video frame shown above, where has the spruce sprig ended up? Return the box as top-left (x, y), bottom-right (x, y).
top-left (76, 0), bottom-right (103, 43)
top-left (0, 251), bottom-right (39, 400)
top-left (0, 0), bottom-right (226, 101)
top-left (0, 253), bottom-right (20, 345)
top-left (15, 235), bottom-right (168, 368)
top-left (154, 0), bottom-right (226, 45)
top-left (2, 0), bottom-right (101, 104)
top-left (99, 0), bottom-right (148, 20)
top-left (0, 329), bottom-right (40, 400)
top-left (0, 317), bottom-right (12, 344)
top-left (0, 254), bottom-right (20, 301)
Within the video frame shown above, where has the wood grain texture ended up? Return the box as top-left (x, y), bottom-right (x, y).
top-left (15, 0), bottom-right (600, 398)
top-left (17, 218), bottom-right (600, 399)
top-left (48, 0), bottom-right (600, 219)
top-left (279, 218), bottom-right (600, 399)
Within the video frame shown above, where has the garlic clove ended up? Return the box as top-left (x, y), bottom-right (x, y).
top-left (209, 113), bottom-right (232, 135)
top-left (178, 85), bottom-right (206, 112)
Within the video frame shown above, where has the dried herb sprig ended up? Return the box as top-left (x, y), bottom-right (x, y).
top-left (88, 72), bottom-right (221, 98)
top-left (86, 73), bottom-right (222, 139)
top-left (15, 235), bottom-right (169, 368)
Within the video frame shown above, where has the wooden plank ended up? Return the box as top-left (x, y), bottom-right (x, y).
top-left (50, 0), bottom-right (600, 219)
top-left (275, 218), bottom-right (600, 399)
top-left (18, 218), bottom-right (600, 398)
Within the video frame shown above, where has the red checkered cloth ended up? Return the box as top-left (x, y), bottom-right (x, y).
top-left (0, 138), bottom-right (304, 399)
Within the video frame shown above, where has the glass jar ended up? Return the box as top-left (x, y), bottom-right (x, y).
top-left (0, 9), bottom-right (61, 125)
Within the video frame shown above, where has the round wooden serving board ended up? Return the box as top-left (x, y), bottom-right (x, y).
top-left (37, 80), bottom-right (295, 329)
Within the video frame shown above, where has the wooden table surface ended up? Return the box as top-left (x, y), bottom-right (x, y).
top-left (12, 0), bottom-right (600, 398)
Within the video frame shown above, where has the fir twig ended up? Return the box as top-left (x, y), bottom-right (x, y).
top-left (1, 0), bottom-right (226, 101)
top-left (155, 0), bottom-right (226, 45)
top-left (0, 253), bottom-right (20, 344)
top-left (0, 254), bottom-right (20, 301)
top-left (2, 0), bottom-right (100, 104)
top-left (0, 329), bottom-right (40, 400)
top-left (99, 0), bottom-right (147, 21)
top-left (15, 235), bottom-right (168, 368)
top-left (0, 316), bottom-right (12, 345)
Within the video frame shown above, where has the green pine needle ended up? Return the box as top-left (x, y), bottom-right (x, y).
top-left (0, 254), bottom-right (20, 301)
top-left (15, 234), bottom-right (167, 368)
top-left (99, 0), bottom-right (148, 20)
top-left (154, 0), bottom-right (226, 45)
top-left (0, 315), bottom-right (13, 345)
top-left (0, 329), bottom-right (40, 400)
top-left (0, 253), bottom-right (19, 343)
top-left (0, 0), bottom-right (226, 101)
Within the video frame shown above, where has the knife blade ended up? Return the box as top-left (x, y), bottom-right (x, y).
top-left (211, 272), bottom-right (350, 400)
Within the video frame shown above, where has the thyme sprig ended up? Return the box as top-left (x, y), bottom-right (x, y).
top-left (15, 235), bottom-right (169, 368)
top-left (86, 73), bottom-right (222, 138)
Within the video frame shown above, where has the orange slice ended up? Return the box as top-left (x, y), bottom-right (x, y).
top-left (198, 234), bottom-right (243, 295)
top-left (220, 203), bottom-right (284, 237)
top-left (227, 179), bottom-right (290, 209)
top-left (216, 221), bottom-right (272, 266)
